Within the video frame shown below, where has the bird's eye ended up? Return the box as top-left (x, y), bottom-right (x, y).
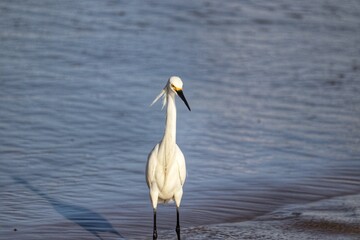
top-left (171, 84), bottom-right (175, 89)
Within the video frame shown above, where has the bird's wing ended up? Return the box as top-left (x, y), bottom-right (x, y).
top-left (146, 144), bottom-right (159, 188)
top-left (176, 145), bottom-right (187, 186)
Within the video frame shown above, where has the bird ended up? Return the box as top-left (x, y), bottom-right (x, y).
top-left (146, 76), bottom-right (191, 240)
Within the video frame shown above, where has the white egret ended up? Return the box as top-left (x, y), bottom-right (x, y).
top-left (146, 76), bottom-right (191, 240)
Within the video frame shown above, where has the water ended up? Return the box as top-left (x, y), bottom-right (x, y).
top-left (1, 0), bottom-right (360, 239)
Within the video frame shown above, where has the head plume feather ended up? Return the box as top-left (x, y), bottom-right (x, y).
top-left (150, 87), bottom-right (168, 110)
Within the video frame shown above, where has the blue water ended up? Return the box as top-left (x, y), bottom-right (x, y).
top-left (1, 0), bottom-right (360, 239)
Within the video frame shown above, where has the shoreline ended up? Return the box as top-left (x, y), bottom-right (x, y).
top-left (161, 193), bottom-right (360, 240)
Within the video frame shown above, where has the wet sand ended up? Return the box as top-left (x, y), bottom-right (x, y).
top-left (161, 194), bottom-right (360, 240)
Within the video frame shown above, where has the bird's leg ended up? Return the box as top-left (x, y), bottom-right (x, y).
top-left (153, 208), bottom-right (158, 240)
top-left (176, 207), bottom-right (181, 240)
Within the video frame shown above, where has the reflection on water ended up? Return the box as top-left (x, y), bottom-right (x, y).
top-left (0, 0), bottom-right (360, 239)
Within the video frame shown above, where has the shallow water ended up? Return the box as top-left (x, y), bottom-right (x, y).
top-left (1, 0), bottom-right (360, 239)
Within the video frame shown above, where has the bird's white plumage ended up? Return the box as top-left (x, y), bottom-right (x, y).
top-left (146, 76), bottom-right (188, 210)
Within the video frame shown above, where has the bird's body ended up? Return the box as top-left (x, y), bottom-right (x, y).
top-left (146, 143), bottom-right (186, 204)
top-left (146, 76), bottom-right (191, 240)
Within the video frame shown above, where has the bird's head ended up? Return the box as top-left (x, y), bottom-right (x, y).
top-left (168, 76), bottom-right (191, 111)
top-left (151, 76), bottom-right (191, 111)
top-left (168, 76), bottom-right (183, 93)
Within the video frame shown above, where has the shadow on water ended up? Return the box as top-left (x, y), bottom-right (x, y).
top-left (13, 176), bottom-right (124, 240)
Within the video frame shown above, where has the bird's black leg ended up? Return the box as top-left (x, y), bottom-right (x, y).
top-left (176, 207), bottom-right (181, 240)
top-left (153, 209), bottom-right (158, 240)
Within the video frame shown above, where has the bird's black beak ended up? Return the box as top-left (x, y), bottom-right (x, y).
top-left (176, 90), bottom-right (191, 111)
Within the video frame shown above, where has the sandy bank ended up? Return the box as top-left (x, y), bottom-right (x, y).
top-left (161, 193), bottom-right (360, 239)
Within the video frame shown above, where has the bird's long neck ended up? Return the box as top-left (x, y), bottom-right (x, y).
top-left (163, 91), bottom-right (177, 144)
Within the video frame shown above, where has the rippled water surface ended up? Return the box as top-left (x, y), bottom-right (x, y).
top-left (1, 0), bottom-right (360, 239)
